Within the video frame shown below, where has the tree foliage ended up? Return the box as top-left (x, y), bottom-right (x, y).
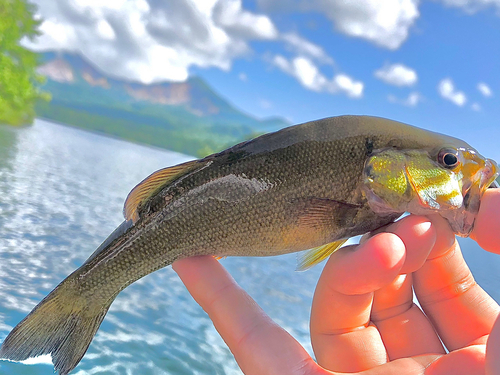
top-left (0, 0), bottom-right (49, 126)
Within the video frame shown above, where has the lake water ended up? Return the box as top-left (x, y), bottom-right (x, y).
top-left (0, 119), bottom-right (499, 374)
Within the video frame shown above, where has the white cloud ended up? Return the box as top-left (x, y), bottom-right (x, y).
top-left (238, 72), bottom-right (248, 81)
top-left (439, 0), bottom-right (500, 14)
top-left (477, 82), bottom-right (493, 97)
top-left (438, 78), bottom-right (467, 106)
top-left (471, 102), bottom-right (482, 111)
top-left (272, 55), bottom-right (363, 98)
top-left (212, 0), bottom-right (278, 39)
top-left (24, 0), bottom-right (279, 83)
top-left (258, 0), bottom-right (420, 49)
top-left (375, 63), bottom-right (418, 86)
top-left (281, 32), bottom-right (333, 64)
top-left (333, 74), bottom-right (364, 98)
top-left (388, 91), bottom-right (423, 106)
top-left (405, 92), bottom-right (423, 106)
top-left (273, 55), bottom-right (324, 90)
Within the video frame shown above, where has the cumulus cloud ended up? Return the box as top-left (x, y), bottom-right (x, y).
top-left (405, 92), bottom-right (423, 106)
top-left (375, 63), bottom-right (418, 86)
top-left (258, 0), bottom-right (420, 49)
top-left (388, 92), bottom-right (423, 106)
top-left (438, 78), bottom-right (467, 106)
top-left (212, 0), bottom-right (278, 39)
top-left (477, 82), bottom-right (493, 97)
top-left (281, 32), bottom-right (333, 64)
top-left (272, 55), bottom-right (363, 98)
top-left (25, 0), bottom-right (279, 83)
top-left (439, 0), bottom-right (500, 14)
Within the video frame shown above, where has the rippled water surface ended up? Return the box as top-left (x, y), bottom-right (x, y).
top-left (0, 119), bottom-right (499, 374)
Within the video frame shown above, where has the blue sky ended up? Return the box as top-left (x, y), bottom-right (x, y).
top-left (25, 0), bottom-right (500, 162)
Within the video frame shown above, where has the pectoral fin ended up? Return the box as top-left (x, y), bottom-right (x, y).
top-left (297, 239), bottom-right (348, 271)
top-left (293, 197), bottom-right (361, 229)
top-left (124, 159), bottom-right (204, 222)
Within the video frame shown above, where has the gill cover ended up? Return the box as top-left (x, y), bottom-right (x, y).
top-left (362, 146), bottom-right (498, 237)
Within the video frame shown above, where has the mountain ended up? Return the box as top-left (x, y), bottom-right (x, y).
top-left (36, 52), bottom-right (290, 156)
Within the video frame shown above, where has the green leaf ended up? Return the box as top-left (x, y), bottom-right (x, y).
top-left (0, 0), bottom-right (49, 126)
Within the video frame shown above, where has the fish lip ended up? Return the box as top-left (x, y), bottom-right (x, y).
top-left (442, 158), bottom-right (498, 238)
top-left (481, 158), bottom-right (499, 191)
top-left (453, 158), bottom-right (499, 237)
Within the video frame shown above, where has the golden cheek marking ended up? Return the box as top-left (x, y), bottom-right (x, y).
top-left (437, 190), bottom-right (461, 204)
top-left (461, 162), bottom-right (482, 180)
top-left (365, 155), bottom-right (407, 196)
top-left (405, 165), bottom-right (451, 189)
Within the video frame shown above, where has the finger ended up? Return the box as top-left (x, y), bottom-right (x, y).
top-left (356, 355), bottom-right (441, 375)
top-left (425, 345), bottom-right (486, 375)
top-left (370, 216), bottom-right (444, 359)
top-left (424, 214), bottom-right (456, 259)
top-left (357, 347), bottom-right (484, 375)
top-left (359, 215), bottom-right (435, 274)
top-left (372, 274), bottom-right (446, 360)
top-left (471, 188), bottom-right (500, 254)
top-left (321, 234), bottom-right (407, 296)
top-left (310, 233), bottom-right (406, 372)
top-left (173, 256), bottom-right (324, 375)
top-left (486, 314), bottom-right (500, 375)
top-left (384, 215), bottom-right (435, 274)
top-left (413, 238), bottom-right (499, 351)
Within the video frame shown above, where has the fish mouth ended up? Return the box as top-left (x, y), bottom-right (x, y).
top-left (447, 158), bottom-right (499, 237)
top-left (482, 158), bottom-right (499, 189)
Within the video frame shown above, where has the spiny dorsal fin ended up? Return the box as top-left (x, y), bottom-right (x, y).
top-left (124, 159), bottom-right (202, 223)
top-left (297, 239), bottom-right (348, 271)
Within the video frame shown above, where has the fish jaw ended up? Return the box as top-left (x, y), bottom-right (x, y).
top-left (482, 158), bottom-right (499, 190)
top-left (442, 156), bottom-right (498, 236)
top-left (362, 148), bottom-right (499, 237)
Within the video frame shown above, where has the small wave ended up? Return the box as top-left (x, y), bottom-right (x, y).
top-left (0, 353), bottom-right (53, 366)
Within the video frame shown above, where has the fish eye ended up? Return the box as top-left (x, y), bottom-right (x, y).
top-left (438, 148), bottom-right (460, 169)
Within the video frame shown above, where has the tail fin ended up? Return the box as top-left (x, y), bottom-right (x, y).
top-left (0, 280), bottom-right (113, 375)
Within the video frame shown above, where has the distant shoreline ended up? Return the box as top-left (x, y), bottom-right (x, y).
top-left (35, 116), bottom-right (195, 158)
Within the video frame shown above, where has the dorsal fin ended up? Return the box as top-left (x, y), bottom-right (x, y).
top-left (297, 239), bottom-right (348, 271)
top-left (124, 159), bottom-right (202, 223)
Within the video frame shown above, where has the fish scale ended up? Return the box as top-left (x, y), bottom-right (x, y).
top-left (0, 115), bottom-right (497, 375)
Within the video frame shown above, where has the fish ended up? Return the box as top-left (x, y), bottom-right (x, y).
top-left (0, 115), bottom-right (498, 374)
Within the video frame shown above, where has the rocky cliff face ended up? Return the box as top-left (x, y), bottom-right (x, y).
top-left (124, 82), bottom-right (190, 106)
top-left (37, 53), bottom-right (231, 118)
top-left (37, 58), bottom-right (74, 83)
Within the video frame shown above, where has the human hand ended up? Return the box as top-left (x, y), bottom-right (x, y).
top-left (173, 188), bottom-right (500, 375)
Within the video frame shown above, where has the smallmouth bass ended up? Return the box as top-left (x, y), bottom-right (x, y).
top-left (0, 115), bottom-right (498, 374)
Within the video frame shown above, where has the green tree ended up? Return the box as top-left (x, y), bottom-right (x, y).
top-left (0, 0), bottom-right (49, 126)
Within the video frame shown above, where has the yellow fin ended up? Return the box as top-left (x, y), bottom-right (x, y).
top-left (124, 160), bottom-right (201, 223)
top-left (297, 239), bottom-right (348, 271)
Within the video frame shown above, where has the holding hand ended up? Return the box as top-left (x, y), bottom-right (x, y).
top-left (173, 189), bottom-right (500, 375)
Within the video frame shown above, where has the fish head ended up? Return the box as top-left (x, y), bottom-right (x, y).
top-left (362, 145), bottom-right (498, 237)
